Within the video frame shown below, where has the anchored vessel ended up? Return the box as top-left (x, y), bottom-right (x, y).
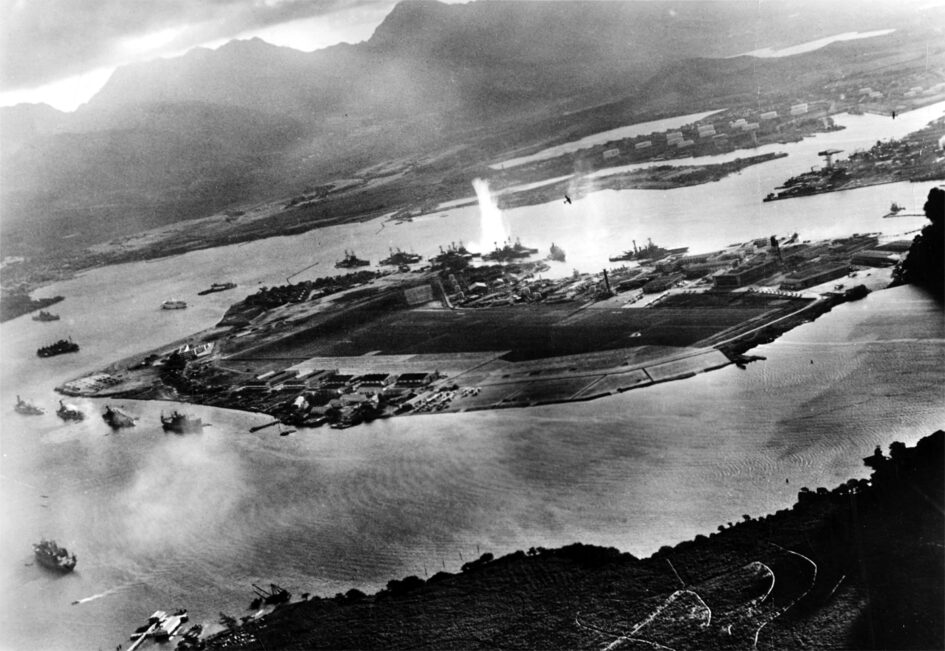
top-left (14, 395), bottom-right (44, 415)
top-left (31, 310), bottom-right (60, 322)
top-left (161, 411), bottom-right (204, 434)
top-left (548, 243), bottom-right (566, 262)
top-left (482, 238), bottom-right (539, 262)
top-left (429, 242), bottom-right (480, 268)
top-left (37, 338), bottom-right (79, 358)
top-left (56, 400), bottom-right (84, 422)
top-left (336, 250), bottom-right (370, 269)
top-left (609, 239), bottom-right (687, 262)
top-left (102, 405), bottom-right (136, 429)
top-left (380, 248), bottom-right (423, 266)
top-left (33, 539), bottom-right (77, 573)
top-left (161, 299), bottom-right (188, 310)
top-left (197, 282), bottom-right (237, 295)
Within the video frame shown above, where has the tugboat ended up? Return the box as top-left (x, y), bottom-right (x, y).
top-left (161, 411), bottom-right (204, 434)
top-left (56, 400), bottom-right (84, 422)
top-left (32, 539), bottom-right (77, 573)
top-left (14, 395), bottom-right (44, 415)
top-left (379, 248), bottom-right (423, 266)
top-left (548, 243), bottom-right (566, 262)
top-left (37, 338), bottom-right (79, 358)
top-left (31, 310), bottom-right (60, 322)
top-left (197, 282), bottom-right (237, 296)
top-left (335, 250), bottom-right (370, 269)
top-left (102, 405), bottom-right (136, 429)
top-left (161, 299), bottom-right (188, 310)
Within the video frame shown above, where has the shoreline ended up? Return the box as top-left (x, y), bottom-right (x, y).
top-left (196, 430), bottom-right (944, 650)
top-left (54, 279), bottom-right (870, 425)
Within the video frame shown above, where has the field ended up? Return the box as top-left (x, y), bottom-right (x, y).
top-left (228, 294), bottom-right (810, 365)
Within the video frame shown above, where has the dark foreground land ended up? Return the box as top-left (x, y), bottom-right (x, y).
top-left (201, 431), bottom-right (944, 650)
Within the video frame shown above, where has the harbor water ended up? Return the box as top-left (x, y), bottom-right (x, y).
top-left (1, 103), bottom-right (943, 649)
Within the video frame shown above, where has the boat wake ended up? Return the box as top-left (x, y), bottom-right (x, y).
top-left (71, 584), bottom-right (132, 606)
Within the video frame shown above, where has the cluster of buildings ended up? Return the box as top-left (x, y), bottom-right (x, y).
top-left (594, 99), bottom-right (835, 164)
top-left (825, 72), bottom-right (945, 115)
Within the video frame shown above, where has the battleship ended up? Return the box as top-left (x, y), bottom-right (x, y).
top-left (161, 411), bottom-right (204, 434)
top-left (380, 248), bottom-right (423, 266)
top-left (429, 242), bottom-right (480, 268)
top-left (32, 539), bottom-right (77, 573)
top-left (335, 250), bottom-right (371, 269)
top-left (102, 405), bottom-right (136, 429)
top-left (31, 310), bottom-right (60, 322)
top-left (37, 338), bottom-right (79, 358)
top-left (197, 282), bottom-right (237, 295)
top-left (481, 238), bottom-right (539, 262)
top-left (56, 400), bottom-right (84, 421)
top-left (14, 395), bottom-right (44, 415)
top-left (161, 299), bottom-right (188, 309)
top-left (548, 243), bottom-right (566, 262)
top-left (609, 239), bottom-right (688, 262)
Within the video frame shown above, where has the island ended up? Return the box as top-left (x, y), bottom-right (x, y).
top-left (764, 116), bottom-right (945, 202)
top-left (59, 231), bottom-right (902, 429)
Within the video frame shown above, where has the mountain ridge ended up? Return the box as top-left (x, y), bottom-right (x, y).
top-left (2, 0), bottom-right (941, 257)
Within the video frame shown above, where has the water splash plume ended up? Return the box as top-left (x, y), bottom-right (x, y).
top-left (472, 178), bottom-right (509, 251)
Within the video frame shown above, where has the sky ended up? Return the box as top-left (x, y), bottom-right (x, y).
top-left (0, 0), bottom-right (465, 111)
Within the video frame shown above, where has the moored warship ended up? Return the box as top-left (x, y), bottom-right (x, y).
top-left (161, 411), bottom-right (204, 434)
top-left (15, 395), bottom-right (44, 415)
top-left (56, 400), bottom-right (84, 421)
top-left (33, 539), bottom-right (77, 573)
top-left (32, 310), bottom-right (60, 322)
top-left (482, 238), bottom-right (539, 262)
top-left (102, 405), bottom-right (136, 429)
top-left (548, 243), bottom-right (566, 262)
top-left (37, 338), bottom-right (79, 358)
top-left (197, 282), bottom-right (237, 295)
top-left (609, 238), bottom-right (688, 262)
top-left (380, 248), bottom-right (422, 266)
top-left (335, 250), bottom-right (370, 269)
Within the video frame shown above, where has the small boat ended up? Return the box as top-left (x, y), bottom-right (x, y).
top-left (197, 282), bottom-right (237, 296)
top-left (889, 201), bottom-right (904, 213)
top-left (31, 310), bottom-right (60, 322)
top-left (161, 299), bottom-right (187, 310)
top-left (56, 400), bottom-right (84, 422)
top-left (14, 395), bottom-right (44, 416)
top-left (102, 405), bottom-right (136, 429)
top-left (37, 338), bottom-right (79, 357)
top-left (161, 411), bottom-right (204, 434)
top-left (33, 539), bottom-right (77, 573)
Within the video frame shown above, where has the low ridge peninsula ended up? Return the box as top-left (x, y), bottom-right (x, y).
top-left (199, 430), bottom-right (945, 650)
